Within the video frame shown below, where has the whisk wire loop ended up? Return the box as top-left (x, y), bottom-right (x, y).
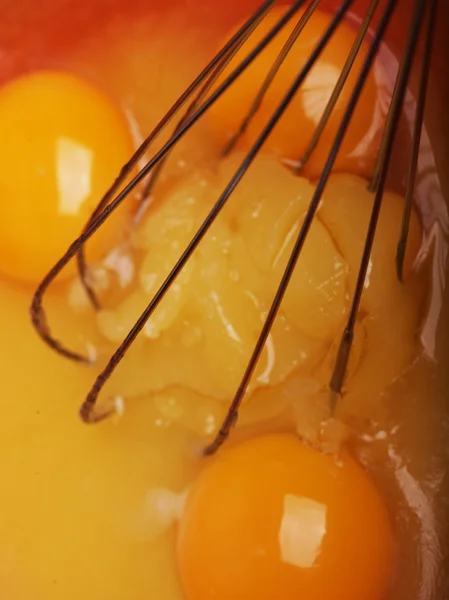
top-left (30, 0), bottom-right (304, 362)
top-left (80, 0), bottom-right (355, 424)
top-left (29, 0), bottom-right (436, 453)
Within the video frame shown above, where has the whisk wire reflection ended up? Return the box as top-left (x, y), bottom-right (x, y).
top-left (29, 0), bottom-right (435, 453)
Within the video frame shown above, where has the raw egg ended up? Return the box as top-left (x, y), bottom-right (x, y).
top-left (0, 70), bottom-right (135, 285)
top-left (177, 433), bottom-right (394, 600)
top-left (206, 5), bottom-right (381, 177)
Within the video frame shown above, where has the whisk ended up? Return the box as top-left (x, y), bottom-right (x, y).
top-left (30, 0), bottom-right (438, 455)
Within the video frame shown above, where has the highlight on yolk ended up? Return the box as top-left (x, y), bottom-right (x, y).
top-left (0, 70), bottom-right (135, 285)
top-left (206, 5), bottom-right (381, 178)
top-left (177, 434), bottom-right (394, 600)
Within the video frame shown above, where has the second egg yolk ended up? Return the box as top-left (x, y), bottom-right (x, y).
top-left (0, 70), bottom-right (135, 285)
top-left (206, 5), bottom-right (381, 178)
top-left (177, 434), bottom-right (394, 600)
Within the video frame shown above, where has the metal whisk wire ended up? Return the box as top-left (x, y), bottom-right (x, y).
top-left (329, 0), bottom-right (434, 414)
top-left (30, 0), bottom-right (297, 362)
top-left (30, 0), bottom-right (436, 454)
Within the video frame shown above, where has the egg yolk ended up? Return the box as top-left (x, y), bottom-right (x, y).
top-left (0, 70), bottom-right (135, 285)
top-left (177, 434), bottom-right (394, 600)
top-left (206, 5), bottom-right (381, 178)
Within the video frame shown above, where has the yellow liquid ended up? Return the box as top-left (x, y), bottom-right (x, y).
top-left (0, 2), bottom-right (448, 599)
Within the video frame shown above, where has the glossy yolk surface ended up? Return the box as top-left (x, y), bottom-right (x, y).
top-left (0, 70), bottom-right (135, 285)
top-left (206, 5), bottom-right (381, 178)
top-left (177, 433), bottom-right (394, 600)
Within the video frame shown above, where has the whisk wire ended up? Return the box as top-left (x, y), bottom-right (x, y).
top-left (75, 0), bottom-right (278, 312)
top-left (294, 0), bottom-right (380, 172)
top-left (330, 0), bottom-right (429, 404)
top-left (80, 0), bottom-right (355, 425)
top-left (396, 0), bottom-right (437, 281)
top-left (206, 0), bottom-right (398, 455)
top-left (222, 0), bottom-right (321, 157)
top-left (30, 0), bottom-right (304, 363)
top-left (29, 0), bottom-right (435, 453)
top-left (369, 0), bottom-right (428, 194)
top-left (136, 1), bottom-right (276, 223)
